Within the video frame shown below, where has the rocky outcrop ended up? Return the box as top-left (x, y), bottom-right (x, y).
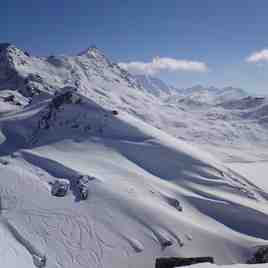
top-left (247, 246), bottom-right (268, 264)
top-left (155, 257), bottom-right (214, 268)
top-left (0, 43), bottom-right (43, 98)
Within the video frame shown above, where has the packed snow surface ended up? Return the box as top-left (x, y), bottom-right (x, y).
top-left (0, 91), bottom-right (267, 268)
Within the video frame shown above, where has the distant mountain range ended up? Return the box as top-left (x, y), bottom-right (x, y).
top-left (134, 74), bottom-right (248, 104)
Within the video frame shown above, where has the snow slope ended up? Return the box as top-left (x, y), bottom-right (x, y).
top-left (172, 85), bottom-right (248, 105)
top-left (0, 90), bottom-right (268, 268)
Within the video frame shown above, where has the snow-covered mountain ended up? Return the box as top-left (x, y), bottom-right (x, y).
top-left (133, 74), bottom-right (173, 97)
top-left (132, 75), bottom-right (248, 105)
top-left (121, 73), bottom-right (268, 146)
top-left (166, 85), bottom-right (248, 106)
top-left (0, 43), bottom-right (144, 101)
top-left (0, 43), bottom-right (268, 268)
top-left (1, 43), bottom-right (268, 147)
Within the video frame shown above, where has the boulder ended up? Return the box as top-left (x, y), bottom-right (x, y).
top-left (76, 175), bottom-right (93, 200)
top-left (51, 179), bottom-right (70, 197)
top-left (247, 246), bottom-right (268, 264)
top-left (33, 255), bottom-right (46, 268)
top-left (78, 185), bottom-right (88, 200)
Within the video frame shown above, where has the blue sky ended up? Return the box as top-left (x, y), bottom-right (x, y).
top-left (2, 0), bottom-right (268, 93)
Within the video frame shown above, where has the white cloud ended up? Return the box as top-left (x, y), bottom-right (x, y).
top-left (118, 56), bottom-right (208, 75)
top-left (246, 49), bottom-right (268, 63)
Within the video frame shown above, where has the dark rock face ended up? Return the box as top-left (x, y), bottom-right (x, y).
top-left (155, 257), bottom-right (214, 268)
top-left (247, 246), bottom-right (268, 264)
top-left (38, 88), bottom-right (80, 130)
top-left (2, 95), bottom-right (15, 102)
top-left (0, 44), bottom-right (31, 96)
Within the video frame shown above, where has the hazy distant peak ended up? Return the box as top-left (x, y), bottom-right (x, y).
top-left (132, 74), bottom-right (173, 97)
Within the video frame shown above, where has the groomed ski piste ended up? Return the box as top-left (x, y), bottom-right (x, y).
top-left (0, 90), bottom-right (268, 268)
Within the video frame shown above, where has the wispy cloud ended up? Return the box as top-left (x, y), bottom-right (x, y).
top-left (118, 57), bottom-right (208, 75)
top-left (246, 49), bottom-right (268, 63)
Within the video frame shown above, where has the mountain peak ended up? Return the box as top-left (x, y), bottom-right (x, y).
top-left (0, 43), bottom-right (30, 57)
top-left (77, 46), bottom-right (104, 58)
top-left (76, 46), bottom-right (114, 68)
top-left (0, 43), bottom-right (17, 57)
top-left (132, 74), bottom-right (173, 97)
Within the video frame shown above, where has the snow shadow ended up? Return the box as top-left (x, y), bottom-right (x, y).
top-left (188, 196), bottom-right (268, 240)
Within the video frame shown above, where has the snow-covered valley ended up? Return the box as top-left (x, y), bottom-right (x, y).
top-left (0, 43), bottom-right (268, 268)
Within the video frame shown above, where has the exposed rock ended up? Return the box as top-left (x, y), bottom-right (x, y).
top-left (247, 246), bottom-right (268, 264)
top-left (33, 255), bottom-right (46, 268)
top-left (155, 257), bottom-right (214, 268)
top-left (51, 179), bottom-right (70, 197)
